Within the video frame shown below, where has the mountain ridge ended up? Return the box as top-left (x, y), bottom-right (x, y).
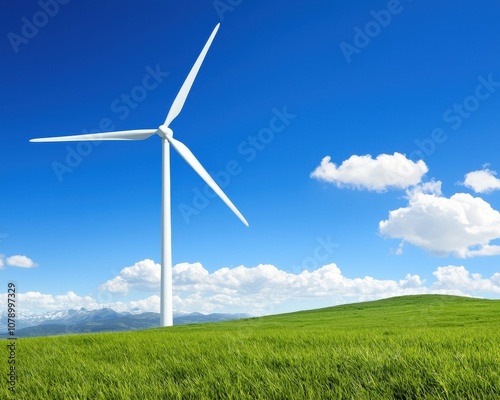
top-left (0, 308), bottom-right (251, 337)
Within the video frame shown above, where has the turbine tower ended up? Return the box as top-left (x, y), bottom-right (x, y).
top-left (30, 23), bottom-right (249, 327)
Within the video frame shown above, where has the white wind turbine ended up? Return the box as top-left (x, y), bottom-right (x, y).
top-left (30, 23), bottom-right (249, 327)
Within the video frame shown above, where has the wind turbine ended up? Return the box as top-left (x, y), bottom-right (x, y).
top-left (30, 23), bottom-right (249, 327)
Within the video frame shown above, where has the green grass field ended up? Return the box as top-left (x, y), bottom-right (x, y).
top-left (4, 294), bottom-right (500, 399)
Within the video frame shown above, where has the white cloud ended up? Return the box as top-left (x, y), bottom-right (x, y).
top-left (310, 153), bottom-right (428, 192)
top-left (3, 263), bottom-right (500, 316)
top-left (399, 273), bottom-right (424, 288)
top-left (0, 291), bottom-right (160, 316)
top-left (99, 259), bottom-right (160, 294)
top-left (19, 291), bottom-right (99, 313)
top-left (6, 255), bottom-right (38, 268)
top-left (127, 296), bottom-right (160, 313)
top-left (407, 180), bottom-right (442, 196)
top-left (463, 169), bottom-right (500, 193)
top-left (392, 241), bottom-right (405, 256)
top-left (99, 276), bottom-right (129, 295)
top-left (379, 190), bottom-right (500, 258)
top-left (432, 266), bottom-right (500, 294)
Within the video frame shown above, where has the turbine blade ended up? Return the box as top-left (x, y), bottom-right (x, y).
top-left (30, 129), bottom-right (157, 142)
top-left (167, 136), bottom-right (249, 227)
top-left (163, 24), bottom-right (220, 127)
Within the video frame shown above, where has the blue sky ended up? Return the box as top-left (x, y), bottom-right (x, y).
top-left (2, 0), bottom-right (500, 316)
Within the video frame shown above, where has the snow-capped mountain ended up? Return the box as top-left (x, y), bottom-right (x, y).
top-left (0, 308), bottom-right (252, 337)
top-left (0, 308), bottom-right (123, 330)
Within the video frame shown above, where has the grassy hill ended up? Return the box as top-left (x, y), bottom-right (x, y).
top-left (4, 295), bottom-right (500, 399)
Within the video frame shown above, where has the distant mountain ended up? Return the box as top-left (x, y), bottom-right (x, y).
top-left (0, 308), bottom-right (251, 338)
top-left (0, 307), bottom-right (124, 330)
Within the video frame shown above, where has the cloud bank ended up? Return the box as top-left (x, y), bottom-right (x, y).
top-left (5, 262), bottom-right (500, 316)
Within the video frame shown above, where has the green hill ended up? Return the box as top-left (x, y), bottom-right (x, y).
top-left (4, 295), bottom-right (500, 399)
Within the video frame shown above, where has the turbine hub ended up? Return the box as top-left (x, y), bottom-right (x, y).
top-left (158, 125), bottom-right (173, 139)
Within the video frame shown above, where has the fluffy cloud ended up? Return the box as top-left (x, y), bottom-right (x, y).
top-left (6, 255), bottom-right (38, 268)
top-left (126, 296), bottom-right (160, 313)
top-left (432, 266), bottom-right (500, 294)
top-left (19, 291), bottom-right (99, 313)
top-left (310, 153), bottom-right (428, 191)
top-left (99, 259), bottom-right (160, 294)
top-left (463, 169), bottom-right (500, 193)
top-left (3, 263), bottom-right (500, 317)
top-left (407, 180), bottom-right (442, 196)
top-left (379, 190), bottom-right (500, 257)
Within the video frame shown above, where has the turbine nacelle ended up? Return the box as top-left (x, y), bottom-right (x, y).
top-left (157, 125), bottom-right (174, 139)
